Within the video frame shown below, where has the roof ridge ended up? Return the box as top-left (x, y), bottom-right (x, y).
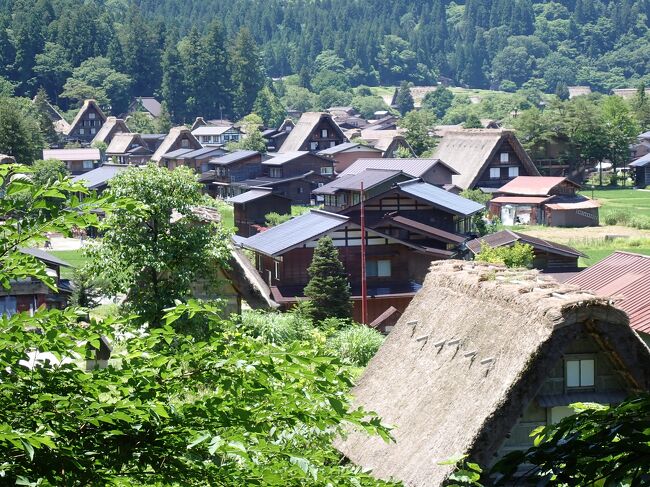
top-left (311, 209), bottom-right (350, 220)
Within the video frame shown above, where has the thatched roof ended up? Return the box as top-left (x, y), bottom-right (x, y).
top-left (278, 112), bottom-right (347, 153)
top-left (66, 99), bottom-right (106, 136)
top-left (432, 129), bottom-right (539, 189)
top-left (106, 133), bottom-right (148, 155)
top-left (92, 116), bottom-right (130, 145)
top-left (151, 127), bottom-right (201, 162)
top-left (336, 260), bottom-right (650, 486)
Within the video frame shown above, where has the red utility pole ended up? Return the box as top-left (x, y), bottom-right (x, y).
top-left (360, 182), bottom-right (367, 325)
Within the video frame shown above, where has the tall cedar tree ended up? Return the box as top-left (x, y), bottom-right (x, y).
top-left (203, 20), bottom-right (231, 119)
top-left (395, 81), bottom-right (414, 116)
top-left (230, 28), bottom-right (265, 119)
top-left (161, 36), bottom-right (185, 122)
top-left (303, 236), bottom-right (353, 322)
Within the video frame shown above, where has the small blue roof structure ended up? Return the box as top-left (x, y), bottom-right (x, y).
top-left (396, 180), bottom-right (485, 216)
top-left (237, 210), bottom-right (349, 257)
top-left (630, 153), bottom-right (650, 167)
top-left (227, 188), bottom-right (291, 204)
top-left (71, 164), bottom-right (131, 190)
top-left (313, 169), bottom-right (405, 195)
top-left (209, 150), bottom-right (260, 165)
top-left (177, 147), bottom-right (226, 160)
top-left (161, 148), bottom-right (195, 159)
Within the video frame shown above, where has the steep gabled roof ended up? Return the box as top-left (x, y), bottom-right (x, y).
top-left (151, 127), bottom-right (201, 162)
top-left (498, 176), bottom-right (580, 196)
top-left (337, 261), bottom-right (650, 486)
top-left (106, 133), bottom-right (148, 155)
top-left (278, 112), bottom-right (347, 153)
top-left (432, 129), bottom-right (540, 189)
top-left (66, 99), bottom-right (106, 136)
top-left (131, 97), bottom-right (162, 117)
top-left (566, 251), bottom-right (650, 335)
top-left (91, 117), bottom-right (130, 145)
top-left (465, 230), bottom-right (585, 258)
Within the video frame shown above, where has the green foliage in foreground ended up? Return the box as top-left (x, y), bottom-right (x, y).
top-left (475, 242), bottom-right (534, 269)
top-left (0, 164), bottom-right (397, 486)
top-left (326, 325), bottom-right (385, 367)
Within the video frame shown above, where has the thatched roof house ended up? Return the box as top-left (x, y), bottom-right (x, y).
top-left (431, 129), bottom-right (539, 190)
top-left (337, 260), bottom-right (650, 486)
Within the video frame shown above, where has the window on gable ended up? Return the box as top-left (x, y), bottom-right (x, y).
top-left (500, 152), bottom-right (509, 163)
top-left (181, 139), bottom-right (189, 148)
top-left (79, 128), bottom-right (85, 135)
top-left (89, 112), bottom-right (96, 120)
top-left (566, 359), bottom-right (595, 388)
top-left (489, 167), bottom-right (500, 179)
top-left (321, 129), bottom-right (328, 138)
top-left (90, 128), bottom-right (96, 135)
top-left (270, 167), bottom-right (282, 178)
top-left (320, 166), bottom-right (333, 175)
top-left (310, 142), bottom-right (318, 150)
top-left (508, 167), bottom-right (519, 178)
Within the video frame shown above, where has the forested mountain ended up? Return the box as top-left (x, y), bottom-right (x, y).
top-left (1, 0), bottom-right (650, 121)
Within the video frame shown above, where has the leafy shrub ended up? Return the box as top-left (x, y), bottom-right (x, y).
top-left (264, 212), bottom-right (292, 227)
top-left (326, 325), bottom-right (384, 367)
top-left (475, 241), bottom-right (534, 268)
top-left (630, 215), bottom-right (650, 230)
top-left (602, 208), bottom-right (632, 226)
top-left (241, 309), bottom-right (312, 344)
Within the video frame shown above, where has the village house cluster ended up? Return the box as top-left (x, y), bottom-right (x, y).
top-left (3, 88), bottom-right (650, 486)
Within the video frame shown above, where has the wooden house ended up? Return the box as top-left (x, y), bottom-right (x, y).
top-left (278, 112), bottom-right (347, 153)
top-left (127, 97), bottom-right (162, 118)
top-left (630, 153), bottom-right (650, 188)
top-left (466, 230), bottom-right (584, 276)
top-left (199, 150), bottom-right (264, 198)
top-left (567, 251), bottom-right (650, 346)
top-left (237, 183), bottom-right (484, 323)
top-left (344, 129), bottom-right (414, 158)
top-left (432, 129), bottom-right (540, 191)
top-left (65, 99), bottom-right (107, 143)
top-left (313, 169), bottom-right (411, 211)
top-left (0, 248), bottom-right (72, 316)
top-left (336, 261), bottom-right (650, 486)
top-left (42, 148), bottom-right (101, 175)
top-left (91, 116), bottom-right (130, 147)
top-left (160, 147), bottom-right (227, 173)
top-left (489, 176), bottom-right (600, 227)
top-left (105, 133), bottom-right (152, 165)
top-left (140, 133), bottom-right (166, 153)
top-left (338, 158), bottom-right (458, 190)
top-left (262, 119), bottom-right (295, 152)
top-left (151, 127), bottom-right (202, 164)
top-left (191, 125), bottom-right (242, 146)
top-left (72, 163), bottom-right (131, 193)
top-left (317, 142), bottom-right (383, 173)
top-left (227, 188), bottom-right (292, 237)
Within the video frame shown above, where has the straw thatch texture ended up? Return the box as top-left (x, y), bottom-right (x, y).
top-left (336, 260), bottom-right (650, 487)
top-left (432, 129), bottom-right (539, 189)
top-left (278, 112), bottom-right (346, 153)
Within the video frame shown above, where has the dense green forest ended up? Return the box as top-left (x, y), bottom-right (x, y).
top-left (1, 0), bottom-right (650, 122)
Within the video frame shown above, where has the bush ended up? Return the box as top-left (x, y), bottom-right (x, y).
top-left (326, 325), bottom-right (384, 366)
top-left (265, 212), bottom-right (292, 227)
top-left (630, 215), bottom-right (650, 230)
top-left (475, 241), bottom-right (534, 268)
top-left (603, 208), bottom-right (632, 226)
top-left (241, 310), bottom-right (312, 344)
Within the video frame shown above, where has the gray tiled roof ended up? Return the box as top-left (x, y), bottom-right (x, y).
top-left (340, 158), bottom-right (454, 178)
top-left (313, 169), bottom-right (403, 195)
top-left (396, 180), bottom-right (485, 216)
top-left (20, 247), bottom-right (71, 267)
top-left (238, 210), bottom-right (348, 256)
top-left (227, 188), bottom-right (277, 204)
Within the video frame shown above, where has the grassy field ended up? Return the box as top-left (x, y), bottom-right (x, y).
top-left (50, 250), bottom-right (89, 279)
top-left (584, 188), bottom-right (650, 220)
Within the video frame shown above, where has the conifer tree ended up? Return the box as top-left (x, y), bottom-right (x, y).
top-left (395, 81), bottom-right (414, 116)
top-left (253, 86), bottom-right (286, 127)
top-left (203, 20), bottom-right (231, 119)
top-left (161, 36), bottom-right (185, 122)
top-left (303, 236), bottom-right (352, 323)
top-left (230, 28), bottom-right (265, 119)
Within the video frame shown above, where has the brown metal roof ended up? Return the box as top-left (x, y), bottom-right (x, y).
top-left (566, 251), bottom-right (650, 335)
top-left (466, 230), bottom-right (585, 259)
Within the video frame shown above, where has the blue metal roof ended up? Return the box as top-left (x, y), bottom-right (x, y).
top-left (239, 210), bottom-right (349, 256)
top-left (177, 147), bottom-right (225, 159)
top-left (210, 150), bottom-right (260, 165)
top-left (227, 188), bottom-right (281, 204)
top-left (397, 180), bottom-right (485, 216)
top-left (72, 164), bottom-right (131, 189)
top-left (630, 153), bottom-right (650, 167)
